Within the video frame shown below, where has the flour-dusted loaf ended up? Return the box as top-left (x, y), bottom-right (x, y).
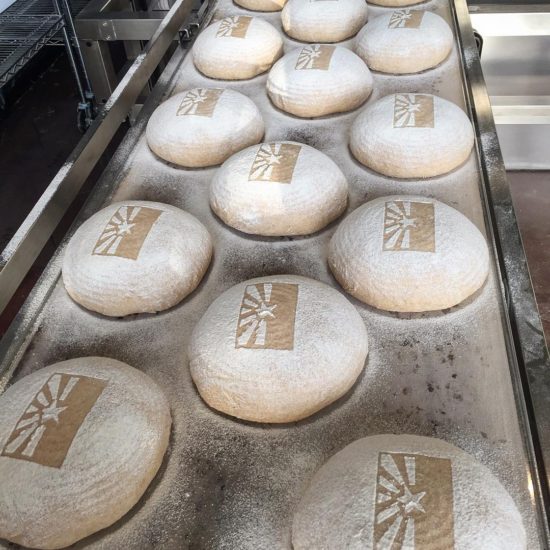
top-left (62, 201), bottom-right (212, 317)
top-left (350, 93), bottom-right (474, 178)
top-left (328, 195), bottom-right (489, 312)
top-left (193, 16), bottom-right (283, 80)
top-left (368, 0), bottom-right (424, 6)
top-left (282, 0), bottom-right (368, 43)
top-left (188, 275), bottom-right (368, 423)
top-left (146, 88), bottom-right (264, 168)
top-left (210, 141), bottom-right (348, 236)
top-left (356, 9), bottom-right (453, 74)
top-left (0, 357), bottom-right (171, 550)
top-left (267, 45), bottom-right (373, 118)
top-left (234, 0), bottom-right (286, 11)
top-left (292, 434), bottom-right (526, 549)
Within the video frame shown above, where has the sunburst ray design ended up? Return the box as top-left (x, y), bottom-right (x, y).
top-left (216, 16), bottom-right (252, 38)
top-left (235, 283), bottom-right (299, 350)
top-left (1, 373), bottom-right (108, 468)
top-left (295, 45), bottom-right (335, 70)
top-left (373, 452), bottom-right (455, 549)
top-left (383, 200), bottom-right (435, 253)
top-left (176, 88), bottom-right (224, 117)
top-left (248, 143), bottom-right (302, 183)
top-left (388, 9), bottom-right (424, 29)
top-left (393, 94), bottom-right (434, 128)
top-left (93, 205), bottom-right (162, 260)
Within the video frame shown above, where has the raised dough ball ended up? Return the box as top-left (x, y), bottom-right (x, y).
top-left (292, 434), bottom-right (526, 550)
top-left (210, 141), bottom-right (348, 236)
top-left (188, 275), bottom-right (368, 423)
top-left (328, 195), bottom-right (489, 312)
top-left (0, 357), bottom-right (171, 550)
top-left (62, 201), bottom-right (212, 317)
top-left (267, 45), bottom-right (373, 118)
top-left (282, 0), bottom-right (368, 43)
top-left (356, 9), bottom-right (453, 74)
top-left (193, 16), bottom-right (283, 80)
top-left (146, 88), bottom-right (264, 168)
top-left (368, 0), bottom-right (424, 7)
top-left (234, 0), bottom-right (287, 12)
top-left (350, 93), bottom-right (474, 178)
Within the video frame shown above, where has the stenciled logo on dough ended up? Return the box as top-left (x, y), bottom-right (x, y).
top-left (176, 88), bottom-right (224, 117)
top-left (235, 283), bottom-right (299, 350)
top-left (388, 9), bottom-right (425, 29)
top-left (295, 45), bottom-right (335, 70)
top-left (393, 94), bottom-right (434, 128)
top-left (1, 373), bottom-right (108, 468)
top-left (93, 205), bottom-right (163, 260)
top-left (374, 452), bottom-right (454, 549)
top-left (383, 201), bottom-right (435, 253)
top-left (248, 143), bottom-right (302, 184)
top-left (216, 16), bottom-right (252, 38)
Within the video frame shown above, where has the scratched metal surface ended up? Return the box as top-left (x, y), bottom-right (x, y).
top-left (0, 0), bottom-right (546, 548)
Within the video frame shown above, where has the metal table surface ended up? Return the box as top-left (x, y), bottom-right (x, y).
top-left (0, 0), bottom-right (549, 547)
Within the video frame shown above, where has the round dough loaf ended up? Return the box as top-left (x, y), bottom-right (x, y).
top-left (282, 0), bottom-right (368, 43)
top-left (267, 45), bottom-right (373, 118)
top-left (328, 195), bottom-right (489, 312)
top-left (0, 357), bottom-right (171, 550)
top-left (350, 93), bottom-right (474, 178)
top-left (146, 88), bottom-right (264, 168)
top-left (292, 434), bottom-right (526, 550)
top-left (368, 0), bottom-right (424, 6)
top-left (356, 9), bottom-right (453, 74)
top-left (62, 200), bottom-right (212, 317)
top-left (234, 0), bottom-right (286, 12)
top-left (188, 275), bottom-right (368, 423)
top-left (193, 16), bottom-right (283, 80)
top-left (210, 141), bottom-right (348, 236)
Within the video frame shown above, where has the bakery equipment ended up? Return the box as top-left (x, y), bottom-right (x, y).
top-left (0, 0), bottom-right (549, 546)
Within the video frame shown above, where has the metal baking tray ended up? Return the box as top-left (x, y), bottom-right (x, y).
top-left (1, 0), bottom-right (549, 547)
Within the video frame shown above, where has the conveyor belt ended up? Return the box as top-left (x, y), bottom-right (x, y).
top-left (0, 0), bottom-right (549, 547)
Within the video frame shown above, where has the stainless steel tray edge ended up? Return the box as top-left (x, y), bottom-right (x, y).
top-left (452, 0), bottom-right (550, 540)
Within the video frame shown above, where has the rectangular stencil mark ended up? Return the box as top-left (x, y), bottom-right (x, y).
top-left (1, 374), bottom-right (108, 468)
top-left (248, 143), bottom-right (302, 183)
top-left (374, 452), bottom-right (455, 549)
top-left (383, 201), bottom-right (435, 252)
top-left (235, 283), bottom-right (299, 350)
top-left (93, 205), bottom-right (162, 260)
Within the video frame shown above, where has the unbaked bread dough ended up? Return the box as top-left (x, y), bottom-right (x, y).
top-left (282, 0), bottom-right (368, 43)
top-left (193, 16), bottom-right (283, 79)
top-left (267, 45), bottom-right (373, 118)
top-left (209, 141), bottom-right (348, 236)
top-left (328, 195), bottom-right (489, 312)
top-left (146, 87), bottom-right (264, 168)
top-left (234, 0), bottom-right (286, 12)
top-left (62, 200), bottom-right (212, 317)
top-left (350, 93), bottom-right (474, 178)
top-left (292, 434), bottom-right (526, 550)
top-left (188, 275), bottom-right (368, 423)
top-left (0, 357), bottom-right (171, 550)
top-left (368, 0), bottom-right (424, 6)
top-left (355, 9), bottom-right (453, 74)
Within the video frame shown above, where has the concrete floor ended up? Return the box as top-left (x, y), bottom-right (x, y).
top-left (0, 53), bottom-right (548, 345)
top-left (0, 53), bottom-right (81, 251)
top-left (508, 171), bottom-right (550, 339)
